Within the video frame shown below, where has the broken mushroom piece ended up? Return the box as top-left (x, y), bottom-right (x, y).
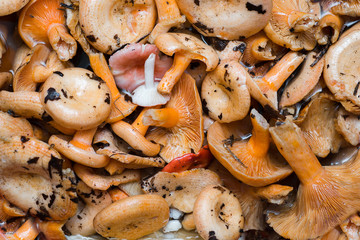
top-left (141, 168), bottom-right (222, 213)
top-left (264, 0), bottom-right (320, 51)
top-left (40, 68), bottom-right (111, 130)
top-left (0, 0), bottom-right (30, 16)
top-left (279, 51), bottom-right (324, 108)
top-left (176, 0), bottom-right (272, 40)
top-left (268, 118), bottom-right (360, 239)
top-left (208, 109), bottom-right (292, 187)
top-left (0, 111), bottom-right (33, 141)
top-left (154, 33), bottom-right (218, 94)
top-left (73, 163), bottom-right (141, 191)
top-left (94, 194), bottom-right (169, 239)
top-left (322, 0), bottom-right (360, 17)
top-left (0, 136), bottom-right (78, 220)
top-left (201, 60), bottom-right (251, 123)
top-left (316, 12), bottom-right (344, 45)
top-left (79, 0), bottom-right (156, 54)
top-left (143, 73), bottom-right (203, 162)
top-left (324, 24), bottom-right (360, 108)
top-left (336, 107), bottom-right (360, 146)
top-left (4, 218), bottom-right (39, 240)
top-left (148, 0), bottom-right (186, 43)
top-left (18, 0), bottom-right (77, 61)
top-left (65, 181), bottom-right (112, 236)
top-left (194, 185), bottom-right (244, 240)
top-left (36, 219), bottom-right (67, 240)
top-left (340, 213), bottom-right (360, 240)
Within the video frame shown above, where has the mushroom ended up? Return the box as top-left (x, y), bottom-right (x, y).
top-left (0, 72), bottom-right (12, 90)
top-left (18, 0), bottom-right (77, 61)
top-left (0, 110), bottom-right (34, 141)
top-left (193, 185), bottom-right (244, 240)
top-left (109, 43), bottom-right (172, 106)
top-left (154, 32), bottom-right (218, 94)
top-left (268, 118), bottom-right (360, 239)
top-left (111, 108), bottom-right (161, 157)
top-left (324, 23), bottom-right (360, 108)
top-left (0, 136), bottom-right (78, 220)
top-left (108, 187), bottom-right (129, 201)
top-left (201, 60), bottom-right (251, 123)
top-left (79, 0), bottom-right (156, 54)
top-left (339, 213), bottom-right (360, 240)
top-left (119, 181), bottom-right (143, 196)
top-left (182, 213), bottom-right (195, 231)
top-left (143, 73), bottom-right (203, 162)
top-left (322, 0), bottom-right (360, 17)
top-left (176, 0), bottom-right (272, 40)
top-left (0, 0), bottom-right (30, 16)
top-left (279, 51), bottom-right (324, 108)
top-left (65, 181), bottom-right (112, 236)
top-left (36, 219), bottom-right (67, 240)
top-left (142, 168), bottom-right (222, 213)
top-left (316, 12), bottom-right (344, 45)
top-left (73, 163), bottom-right (141, 191)
top-left (264, 0), bottom-right (320, 51)
top-left (148, 0), bottom-right (186, 43)
top-left (3, 218), bottom-right (39, 240)
top-left (215, 40), bottom-right (246, 62)
top-left (40, 68), bottom-right (111, 130)
top-left (335, 107), bottom-right (360, 146)
top-left (93, 194), bottom-right (169, 239)
top-left (207, 108), bottom-right (292, 187)
top-left (94, 127), bottom-right (165, 168)
top-left (298, 93), bottom-right (343, 158)
top-left (246, 51), bottom-right (305, 110)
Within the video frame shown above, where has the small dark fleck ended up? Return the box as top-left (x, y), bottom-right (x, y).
top-left (61, 89), bottom-right (68, 98)
top-left (27, 157), bottom-right (39, 164)
top-left (289, 28), bottom-right (294, 32)
top-left (194, 22), bottom-right (214, 34)
top-left (86, 35), bottom-right (97, 43)
top-left (245, 2), bottom-right (266, 14)
top-left (48, 155), bottom-right (64, 179)
top-left (327, 64), bottom-right (330, 69)
top-left (53, 71), bottom-right (64, 77)
top-left (22, 166), bottom-right (29, 170)
top-left (162, 194), bottom-right (167, 198)
top-left (340, 72), bottom-right (345, 76)
top-left (60, 2), bottom-right (74, 9)
top-left (124, 94), bottom-right (132, 102)
top-left (70, 198), bottom-right (79, 203)
top-left (175, 186), bottom-right (183, 191)
top-left (44, 88), bottom-right (61, 104)
top-left (354, 82), bottom-right (360, 96)
top-left (194, 0), bottom-right (199, 5)
top-left (20, 136), bottom-right (30, 143)
top-left (233, 43), bottom-right (246, 53)
top-left (250, 113), bottom-right (255, 118)
top-left (86, 73), bottom-right (104, 82)
top-left (94, 142), bottom-right (110, 149)
top-left (208, 231), bottom-right (218, 240)
top-left (104, 93), bottom-right (111, 104)
top-left (218, 113), bottom-right (223, 120)
top-left (213, 185), bottom-right (226, 193)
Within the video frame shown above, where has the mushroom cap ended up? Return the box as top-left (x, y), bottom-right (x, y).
top-left (324, 25), bottom-right (360, 107)
top-left (145, 73), bottom-right (203, 162)
top-left (94, 194), bottom-right (169, 239)
top-left (141, 168), bottom-right (222, 213)
top-left (193, 185), bottom-right (244, 240)
top-left (79, 0), bottom-right (156, 54)
top-left (264, 0), bottom-right (320, 51)
top-left (323, 0), bottom-right (360, 17)
top-left (201, 60), bottom-right (251, 123)
top-left (335, 107), bottom-right (360, 146)
top-left (154, 33), bottom-right (219, 71)
top-left (0, 0), bottom-right (30, 16)
top-left (176, 0), bottom-right (272, 39)
top-left (40, 68), bottom-right (111, 130)
top-left (0, 136), bottom-right (78, 220)
top-left (207, 110), bottom-right (292, 187)
top-left (0, 111), bottom-right (34, 141)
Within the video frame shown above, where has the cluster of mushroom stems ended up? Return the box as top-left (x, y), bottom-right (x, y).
top-left (1, 0), bottom-right (360, 239)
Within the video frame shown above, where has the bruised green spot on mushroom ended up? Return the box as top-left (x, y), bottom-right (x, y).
top-left (44, 88), bottom-right (61, 104)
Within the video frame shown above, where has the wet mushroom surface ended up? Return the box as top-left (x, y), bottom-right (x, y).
top-left (2, 1), bottom-right (360, 240)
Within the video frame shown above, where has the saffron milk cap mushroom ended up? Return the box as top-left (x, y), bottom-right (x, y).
top-left (322, 0), bottom-right (360, 17)
top-left (201, 60), bottom-right (251, 123)
top-left (0, 0), bottom-right (30, 16)
top-left (335, 107), bottom-right (360, 146)
top-left (40, 68), bottom-right (111, 130)
top-left (176, 0), bottom-right (272, 40)
top-left (93, 194), bottom-right (170, 239)
top-left (0, 111), bottom-right (33, 141)
top-left (79, 0), bottom-right (157, 54)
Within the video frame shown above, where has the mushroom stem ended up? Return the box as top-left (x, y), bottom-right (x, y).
top-left (288, 11), bottom-right (318, 32)
top-left (157, 53), bottom-right (192, 94)
top-left (89, 52), bottom-right (136, 123)
top-left (69, 128), bottom-right (97, 152)
top-left (142, 107), bottom-right (179, 128)
top-left (247, 114), bottom-right (270, 158)
top-left (270, 120), bottom-right (324, 185)
top-left (258, 51), bottom-right (305, 92)
top-left (250, 34), bottom-right (277, 62)
top-left (12, 218), bottom-right (39, 240)
top-left (316, 13), bottom-right (344, 45)
top-left (132, 108), bottom-right (151, 135)
top-left (47, 23), bottom-right (77, 61)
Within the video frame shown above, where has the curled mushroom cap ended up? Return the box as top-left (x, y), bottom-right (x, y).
top-left (141, 168), bottom-right (222, 213)
top-left (0, 0), bottom-right (30, 16)
top-left (154, 33), bottom-right (218, 94)
top-left (194, 185), bottom-right (244, 240)
top-left (177, 0), bottom-right (272, 40)
top-left (0, 136), bottom-right (78, 220)
top-left (324, 24), bottom-right (360, 107)
top-left (18, 0), bottom-right (77, 61)
top-left (264, 0), bottom-right (320, 51)
top-left (0, 111), bottom-right (33, 141)
top-left (316, 12), bottom-right (344, 45)
top-left (268, 118), bottom-right (360, 239)
top-left (79, 0), bottom-right (156, 54)
top-left (323, 0), bottom-right (360, 17)
top-left (40, 68), bottom-right (111, 130)
top-left (335, 107), bottom-right (360, 146)
top-left (143, 73), bottom-right (203, 162)
top-left (94, 194), bottom-right (169, 239)
top-left (208, 109), bottom-right (292, 187)
top-left (201, 60), bottom-right (250, 123)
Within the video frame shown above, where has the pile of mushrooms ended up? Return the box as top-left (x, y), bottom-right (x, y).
top-left (1, 0), bottom-right (360, 239)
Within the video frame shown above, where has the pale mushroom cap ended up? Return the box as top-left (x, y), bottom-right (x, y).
top-left (0, 111), bottom-right (34, 141)
top-left (0, 0), bottom-right (30, 16)
top-left (176, 0), bottom-right (272, 39)
top-left (40, 68), bottom-right (111, 130)
top-left (154, 33), bottom-right (219, 71)
top-left (94, 194), bottom-right (170, 239)
top-left (79, 0), bottom-right (156, 54)
top-left (336, 107), bottom-right (360, 146)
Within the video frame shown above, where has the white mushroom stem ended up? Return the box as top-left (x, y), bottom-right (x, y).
top-left (144, 53), bottom-right (156, 88)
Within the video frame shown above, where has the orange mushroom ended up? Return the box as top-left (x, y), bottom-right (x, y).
top-left (4, 218), bottom-right (39, 240)
top-left (36, 219), bottom-right (66, 240)
top-left (316, 12), bottom-right (344, 45)
top-left (143, 73), bottom-right (204, 162)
